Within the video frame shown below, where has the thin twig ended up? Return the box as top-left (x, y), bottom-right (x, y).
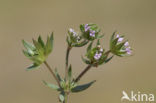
top-left (44, 61), bottom-right (61, 88)
top-left (75, 64), bottom-right (92, 83)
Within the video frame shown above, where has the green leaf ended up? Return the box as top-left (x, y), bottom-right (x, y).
top-left (68, 65), bottom-right (72, 81)
top-left (54, 68), bottom-right (62, 82)
top-left (43, 80), bottom-right (60, 91)
top-left (104, 55), bottom-right (114, 63)
top-left (26, 63), bottom-right (39, 70)
top-left (38, 36), bottom-right (45, 48)
top-left (80, 24), bottom-right (85, 32)
top-left (23, 50), bottom-right (30, 57)
top-left (81, 56), bottom-right (91, 64)
top-left (74, 40), bottom-right (88, 47)
top-left (59, 92), bottom-right (65, 102)
top-left (87, 42), bottom-right (93, 52)
top-left (45, 33), bottom-right (54, 55)
top-left (116, 42), bottom-right (126, 50)
top-left (96, 34), bottom-right (104, 39)
top-left (22, 40), bottom-right (35, 51)
top-left (32, 39), bottom-right (44, 54)
top-left (66, 36), bottom-right (71, 46)
top-left (71, 80), bottom-right (96, 93)
top-left (96, 39), bottom-right (100, 46)
top-left (110, 31), bottom-right (116, 49)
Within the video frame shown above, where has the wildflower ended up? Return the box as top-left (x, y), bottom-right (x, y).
top-left (94, 52), bottom-right (102, 60)
top-left (69, 28), bottom-right (77, 37)
top-left (110, 32), bottom-right (132, 56)
top-left (80, 23), bottom-right (102, 41)
top-left (85, 24), bottom-right (90, 32)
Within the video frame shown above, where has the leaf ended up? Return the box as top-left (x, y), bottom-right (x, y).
top-left (23, 50), bottom-right (30, 57)
top-left (59, 92), bottom-right (65, 102)
top-left (43, 80), bottom-right (60, 91)
top-left (55, 68), bottom-right (62, 82)
top-left (26, 63), bottom-right (39, 70)
top-left (66, 36), bottom-right (71, 46)
top-left (22, 40), bottom-right (35, 52)
top-left (32, 39), bottom-right (44, 54)
top-left (104, 55), bottom-right (114, 63)
top-left (45, 33), bottom-right (54, 55)
top-left (80, 24), bottom-right (85, 32)
top-left (74, 40), bottom-right (88, 47)
top-left (68, 65), bottom-right (72, 81)
top-left (96, 39), bottom-right (100, 46)
top-left (71, 80), bottom-right (96, 93)
top-left (38, 35), bottom-right (45, 48)
top-left (110, 31), bottom-right (116, 49)
top-left (81, 56), bottom-right (91, 64)
top-left (116, 42), bottom-right (126, 50)
top-left (96, 34), bottom-right (104, 39)
top-left (87, 42), bottom-right (93, 52)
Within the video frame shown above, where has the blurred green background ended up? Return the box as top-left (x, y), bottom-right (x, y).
top-left (0, 0), bottom-right (156, 103)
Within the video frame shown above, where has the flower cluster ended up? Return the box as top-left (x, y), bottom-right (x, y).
top-left (68, 28), bottom-right (81, 42)
top-left (82, 40), bottom-right (113, 67)
top-left (110, 32), bottom-right (132, 56)
top-left (80, 23), bottom-right (103, 41)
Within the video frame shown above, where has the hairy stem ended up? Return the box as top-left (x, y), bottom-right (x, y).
top-left (65, 46), bottom-right (72, 80)
top-left (44, 61), bottom-right (61, 88)
top-left (75, 64), bottom-right (92, 82)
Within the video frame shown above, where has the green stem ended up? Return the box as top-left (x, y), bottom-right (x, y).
top-left (65, 46), bottom-right (72, 80)
top-left (44, 61), bottom-right (61, 88)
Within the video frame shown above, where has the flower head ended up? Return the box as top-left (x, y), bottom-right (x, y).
top-left (80, 23), bottom-right (102, 41)
top-left (110, 32), bottom-right (132, 56)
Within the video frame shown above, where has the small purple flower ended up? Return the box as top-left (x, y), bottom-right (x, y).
top-left (69, 28), bottom-right (77, 36)
top-left (124, 42), bottom-right (129, 47)
top-left (100, 48), bottom-right (103, 52)
top-left (125, 47), bottom-right (132, 55)
top-left (89, 30), bottom-right (95, 37)
top-left (94, 52), bottom-right (102, 60)
top-left (116, 34), bottom-right (120, 38)
top-left (69, 28), bottom-right (74, 33)
top-left (118, 37), bottom-right (124, 42)
top-left (116, 34), bottom-right (124, 42)
top-left (85, 24), bottom-right (90, 32)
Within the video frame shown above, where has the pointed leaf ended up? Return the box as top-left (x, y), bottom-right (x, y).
top-left (22, 40), bottom-right (35, 51)
top-left (26, 63), bottom-right (39, 70)
top-left (71, 80), bottom-right (96, 93)
top-left (55, 68), bottom-right (62, 82)
top-left (59, 92), bottom-right (65, 102)
top-left (74, 40), bottom-right (88, 47)
top-left (68, 65), bottom-right (72, 81)
top-left (23, 50), bottom-right (30, 57)
top-left (96, 39), bottom-right (100, 46)
top-left (97, 34), bottom-right (104, 39)
top-left (45, 33), bottom-right (54, 55)
top-left (43, 81), bottom-right (60, 91)
top-left (104, 55), bottom-right (114, 64)
top-left (87, 42), bottom-right (93, 52)
top-left (81, 56), bottom-right (91, 64)
top-left (38, 36), bottom-right (45, 48)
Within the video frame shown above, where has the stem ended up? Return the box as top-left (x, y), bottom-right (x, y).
top-left (65, 46), bottom-right (72, 80)
top-left (63, 93), bottom-right (68, 103)
top-left (75, 64), bottom-right (92, 82)
top-left (44, 61), bottom-right (61, 88)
